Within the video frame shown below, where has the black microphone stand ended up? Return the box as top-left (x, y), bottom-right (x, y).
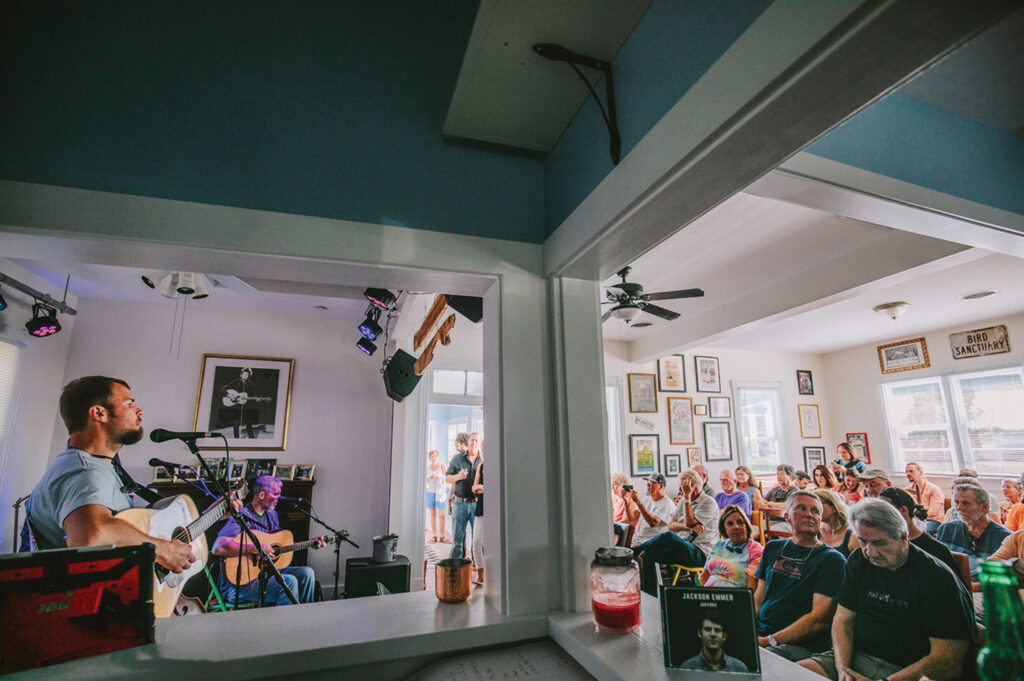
top-left (182, 437), bottom-right (298, 607)
top-left (285, 501), bottom-right (358, 600)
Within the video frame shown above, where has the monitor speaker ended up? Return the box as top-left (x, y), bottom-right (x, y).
top-left (444, 295), bottom-right (483, 323)
top-left (383, 349), bottom-right (421, 402)
top-left (344, 555), bottom-right (411, 598)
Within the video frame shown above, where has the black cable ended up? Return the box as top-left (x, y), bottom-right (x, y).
top-left (568, 62), bottom-right (611, 129)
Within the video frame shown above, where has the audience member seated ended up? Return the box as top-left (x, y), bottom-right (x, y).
top-left (904, 461), bottom-right (945, 535)
top-left (831, 442), bottom-right (867, 481)
top-left (814, 489), bottom-right (859, 559)
top-left (856, 469), bottom-right (893, 498)
top-left (624, 473), bottom-right (675, 547)
top-left (754, 490), bottom-right (846, 662)
top-left (735, 465), bottom-right (765, 512)
top-left (937, 484), bottom-right (1011, 586)
top-left (794, 471), bottom-right (812, 490)
top-left (611, 473), bottom-right (637, 543)
top-left (840, 474), bottom-right (862, 505)
top-left (692, 464), bottom-right (714, 496)
top-left (988, 529), bottom-right (1024, 604)
top-left (878, 486), bottom-right (963, 585)
top-left (701, 504), bottom-right (764, 589)
top-left (799, 499), bottom-right (976, 681)
top-left (1000, 478), bottom-right (1023, 532)
top-left (811, 465), bottom-right (840, 493)
top-left (941, 476), bottom-right (1002, 525)
top-left (763, 464), bottom-right (798, 534)
top-left (632, 469), bottom-right (718, 595)
top-left (715, 469), bottom-right (752, 518)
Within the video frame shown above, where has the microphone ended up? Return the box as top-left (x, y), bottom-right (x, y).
top-left (278, 496), bottom-right (307, 503)
top-left (150, 428), bottom-right (218, 443)
top-left (148, 457), bottom-right (183, 470)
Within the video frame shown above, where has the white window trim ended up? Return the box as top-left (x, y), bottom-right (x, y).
top-left (606, 375), bottom-right (627, 476)
top-left (427, 358), bottom-right (483, 407)
top-left (732, 380), bottom-right (792, 472)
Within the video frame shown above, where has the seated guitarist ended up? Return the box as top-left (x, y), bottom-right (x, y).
top-left (212, 475), bottom-right (324, 605)
top-left (25, 376), bottom-right (195, 573)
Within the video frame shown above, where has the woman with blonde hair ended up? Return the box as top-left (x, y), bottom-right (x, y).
top-left (814, 489), bottom-right (859, 558)
top-left (425, 449), bottom-right (447, 543)
top-left (700, 505), bottom-right (763, 589)
top-left (734, 465), bottom-right (764, 511)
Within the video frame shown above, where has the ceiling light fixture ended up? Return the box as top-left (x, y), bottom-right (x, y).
top-left (609, 304), bottom-right (642, 322)
top-left (873, 301), bottom-right (910, 320)
top-left (364, 288), bottom-right (396, 310)
top-left (356, 337), bottom-right (377, 356)
top-left (143, 271), bottom-right (212, 301)
top-left (959, 289), bottom-right (1000, 301)
top-left (140, 270), bottom-right (171, 289)
top-left (359, 305), bottom-right (383, 341)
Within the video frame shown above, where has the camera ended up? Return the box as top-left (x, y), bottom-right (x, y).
top-left (622, 484), bottom-right (633, 492)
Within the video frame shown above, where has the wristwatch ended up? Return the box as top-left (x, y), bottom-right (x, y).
top-left (766, 634), bottom-right (779, 647)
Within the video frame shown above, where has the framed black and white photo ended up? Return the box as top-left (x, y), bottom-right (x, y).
top-left (227, 461), bottom-right (246, 482)
top-left (272, 463), bottom-right (296, 481)
top-left (193, 354), bottom-right (294, 450)
top-left (803, 446), bottom-right (826, 472)
top-left (245, 458), bottom-right (278, 479)
top-left (877, 338), bottom-right (930, 374)
top-left (709, 396), bottom-right (731, 419)
top-left (694, 355), bottom-right (721, 393)
top-left (797, 370), bottom-right (814, 395)
top-left (703, 422), bottom-right (732, 462)
top-left (152, 464), bottom-right (174, 483)
top-left (627, 373), bottom-right (658, 413)
top-left (657, 354), bottom-right (686, 392)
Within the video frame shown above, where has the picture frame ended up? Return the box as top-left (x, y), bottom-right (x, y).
top-left (152, 465), bottom-right (174, 483)
top-left (845, 432), bottom-right (871, 464)
top-left (693, 404), bottom-right (707, 416)
top-left (797, 369), bottom-right (814, 395)
top-left (272, 463), bottom-right (296, 481)
top-left (178, 467), bottom-right (199, 482)
top-left (227, 461), bottom-right (246, 482)
top-left (694, 355), bottom-right (721, 393)
top-left (661, 586), bottom-right (760, 673)
top-left (627, 373), bottom-right (658, 413)
top-left (803, 446), bottom-right (826, 472)
top-left (192, 354), bottom-right (295, 450)
top-left (667, 396), bottom-right (695, 445)
top-left (293, 464), bottom-right (316, 482)
top-left (657, 354), bottom-right (686, 392)
top-left (877, 337), bottom-right (930, 374)
top-left (798, 403), bottom-right (822, 439)
top-left (629, 434), bottom-right (660, 477)
top-left (663, 453), bottom-right (682, 478)
top-left (703, 422), bottom-right (732, 461)
top-left (245, 458), bottom-right (278, 479)
top-left (708, 396), bottom-right (731, 419)
top-left (201, 457), bottom-right (226, 482)
top-left (686, 447), bottom-right (702, 468)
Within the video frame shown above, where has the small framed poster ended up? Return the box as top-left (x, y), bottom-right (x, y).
top-left (627, 373), bottom-right (658, 413)
top-left (845, 432), bottom-right (871, 464)
top-left (686, 447), bottom-right (702, 468)
top-left (662, 586), bottom-right (760, 673)
top-left (704, 422), bottom-right (733, 462)
top-left (797, 370), bottom-right (814, 395)
top-left (272, 463), bottom-right (296, 481)
top-left (798, 404), bottom-right (822, 439)
top-left (152, 465), bottom-right (174, 483)
top-left (629, 434), bottom-right (660, 477)
top-left (667, 396), bottom-right (695, 445)
top-left (694, 404), bottom-right (708, 416)
top-left (663, 453), bottom-right (682, 478)
top-left (246, 458), bottom-right (278, 479)
top-left (709, 396), bottom-right (731, 419)
top-left (294, 464), bottom-right (316, 482)
top-left (227, 461), bottom-right (246, 482)
top-left (877, 337), bottom-right (930, 374)
top-left (694, 355), bottom-right (721, 393)
top-left (804, 446), bottom-right (826, 472)
top-left (658, 354), bottom-right (686, 392)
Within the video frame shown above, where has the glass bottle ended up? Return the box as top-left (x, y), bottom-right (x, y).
top-left (977, 558), bottom-right (1024, 681)
top-left (590, 546), bottom-right (641, 633)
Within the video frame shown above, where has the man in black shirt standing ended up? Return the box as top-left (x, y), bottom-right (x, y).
top-left (800, 498), bottom-right (975, 681)
top-left (446, 431), bottom-right (482, 559)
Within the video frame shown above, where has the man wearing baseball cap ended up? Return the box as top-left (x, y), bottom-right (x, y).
top-left (857, 469), bottom-right (893, 498)
top-left (623, 472), bottom-right (676, 548)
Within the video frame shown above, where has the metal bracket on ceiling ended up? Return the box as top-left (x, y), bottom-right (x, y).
top-left (533, 43), bottom-right (621, 165)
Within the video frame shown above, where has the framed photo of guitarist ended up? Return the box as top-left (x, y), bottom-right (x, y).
top-left (192, 354), bottom-right (295, 451)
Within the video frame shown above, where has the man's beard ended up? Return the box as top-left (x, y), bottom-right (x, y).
top-left (116, 426), bottom-right (144, 446)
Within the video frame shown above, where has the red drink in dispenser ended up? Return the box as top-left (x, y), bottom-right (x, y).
top-left (590, 547), bottom-right (641, 633)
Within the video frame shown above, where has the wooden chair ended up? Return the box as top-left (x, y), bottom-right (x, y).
top-left (763, 507), bottom-right (792, 541)
top-left (750, 511), bottom-right (767, 545)
top-left (950, 551), bottom-right (972, 589)
top-left (615, 524), bottom-right (635, 548)
top-left (669, 564), bottom-right (703, 586)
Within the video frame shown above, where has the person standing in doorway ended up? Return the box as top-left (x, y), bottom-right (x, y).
top-left (446, 432), bottom-right (482, 559)
top-left (425, 450), bottom-right (447, 543)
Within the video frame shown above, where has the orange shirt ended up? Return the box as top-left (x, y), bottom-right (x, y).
top-left (1006, 503), bottom-right (1024, 532)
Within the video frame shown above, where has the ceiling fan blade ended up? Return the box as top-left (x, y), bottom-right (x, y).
top-left (642, 304), bottom-right (680, 321)
top-left (601, 308), bottom-right (614, 322)
top-left (645, 288), bottom-right (705, 301)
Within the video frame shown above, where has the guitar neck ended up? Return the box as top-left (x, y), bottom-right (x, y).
top-left (278, 536), bottom-right (329, 554)
top-left (182, 495), bottom-right (229, 542)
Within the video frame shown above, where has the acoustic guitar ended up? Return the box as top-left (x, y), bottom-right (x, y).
top-left (222, 389), bottom-right (272, 407)
top-left (115, 483), bottom-right (247, 618)
top-left (222, 529), bottom-right (336, 586)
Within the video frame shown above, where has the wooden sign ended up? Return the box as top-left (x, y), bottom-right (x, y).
top-left (414, 313), bottom-right (456, 376)
top-left (950, 325), bottom-right (1009, 360)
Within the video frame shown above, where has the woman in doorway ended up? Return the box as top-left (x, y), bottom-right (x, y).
top-left (830, 441), bottom-right (867, 481)
top-left (734, 465), bottom-right (765, 512)
top-left (814, 489), bottom-right (859, 559)
top-left (841, 473), bottom-right (863, 505)
top-left (425, 450), bottom-right (448, 543)
top-left (812, 464), bottom-right (840, 492)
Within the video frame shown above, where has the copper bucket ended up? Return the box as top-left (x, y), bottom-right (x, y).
top-left (435, 558), bottom-right (472, 603)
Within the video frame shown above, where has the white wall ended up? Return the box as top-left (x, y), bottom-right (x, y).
top-left (0, 259), bottom-right (78, 552)
top-left (45, 296), bottom-right (394, 579)
top-left (604, 341), bottom-right (831, 492)
top-left (822, 312), bottom-right (1024, 495)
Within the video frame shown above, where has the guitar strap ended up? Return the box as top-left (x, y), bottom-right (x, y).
top-left (112, 454), bottom-right (164, 505)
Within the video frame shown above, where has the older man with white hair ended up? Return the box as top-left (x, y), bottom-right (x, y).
top-left (937, 483), bottom-right (1010, 585)
top-left (800, 498), bottom-right (975, 681)
top-left (633, 468), bottom-right (719, 595)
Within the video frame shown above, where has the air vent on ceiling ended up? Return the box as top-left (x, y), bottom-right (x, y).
top-left (959, 289), bottom-right (1000, 301)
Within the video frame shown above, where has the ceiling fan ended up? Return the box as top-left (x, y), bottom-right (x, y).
top-left (601, 267), bottom-right (704, 324)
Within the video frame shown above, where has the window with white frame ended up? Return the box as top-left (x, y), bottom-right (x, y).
top-left (735, 382), bottom-right (787, 477)
top-left (881, 365), bottom-right (1024, 477)
top-left (432, 369), bottom-right (483, 396)
top-left (606, 380), bottom-right (625, 476)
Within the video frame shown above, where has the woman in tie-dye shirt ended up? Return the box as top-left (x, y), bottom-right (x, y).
top-left (700, 505), bottom-right (763, 589)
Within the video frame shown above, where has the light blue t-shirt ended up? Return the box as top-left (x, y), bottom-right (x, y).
top-left (26, 448), bottom-right (133, 549)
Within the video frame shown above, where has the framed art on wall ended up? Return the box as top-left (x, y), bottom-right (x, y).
top-left (845, 432), bottom-right (871, 464)
top-left (663, 454), bottom-right (682, 478)
top-left (693, 404), bottom-right (707, 416)
top-left (708, 396), bottom-right (731, 419)
top-left (797, 370), bottom-right (814, 395)
top-left (627, 373), bottom-right (658, 413)
top-left (798, 404), bottom-right (822, 439)
top-left (272, 463), bottom-right (296, 481)
top-left (657, 354), bottom-right (686, 392)
top-left (667, 396), bottom-right (695, 445)
top-left (293, 464), bottom-right (316, 482)
top-left (803, 446), bottom-right (826, 471)
top-left (703, 422), bottom-right (732, 461)
top-left (877, 337), bottom-right (930, 374)
top-left (629, 434), bottom-right (660, 477)
top-left (686, 447), bottom-right (702, 468)
top-left (694, 356), bottom-right (721, 393)
top-left (193, 354), bottom-right (295, 450)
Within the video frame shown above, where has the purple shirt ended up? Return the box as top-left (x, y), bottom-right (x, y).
top-left (714, 490), bottom-right (752, 518)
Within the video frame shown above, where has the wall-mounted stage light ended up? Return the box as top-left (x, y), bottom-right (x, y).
top-left (25, 303), bottom-right (61, 337)
top-left (357, 337), bottom-right (377, 356)
top-left (0, 286), bottom-right (7, 312)
top-left (364, 288), bottom-right (396, 310)
top-left (359, 306), bottom-right (383, 341)
top-left (140, 270), bottom-right (171, 289)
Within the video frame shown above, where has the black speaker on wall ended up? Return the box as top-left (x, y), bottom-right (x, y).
top-left (344, 555), bottom-right (411, 598)
top-left (444, 295), bottom-right (483, 323)
top-left (383, 349), bottom-right (421, 402)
